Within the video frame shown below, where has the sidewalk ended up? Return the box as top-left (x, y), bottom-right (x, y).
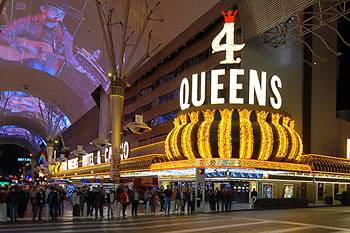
top-left (0, 200), bottom-right (341, 223)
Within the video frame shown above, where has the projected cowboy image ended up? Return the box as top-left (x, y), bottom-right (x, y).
top-left (0, 4), bottom-right (83, 76)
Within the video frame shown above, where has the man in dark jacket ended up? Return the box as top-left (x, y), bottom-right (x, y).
top-left (86, 188), bottom-right (95, 216)
top-left (33, 187), bottom-right (46, 221)
top-left (7, 186), bottom-right (17, 222)
top-left (48, 187), bottom-right (59, 220)
top-left (16, 186), bottom-right (27, 218)
top-left (58, 187), bottom-right (66, 216)
top-left (94, 187), bottom-right (105, 219)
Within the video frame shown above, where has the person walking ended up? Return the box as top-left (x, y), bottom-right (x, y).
top-left (7, 186), bottom-right (17, 222)
top-left (48, 187), bottom-right (59, 220)
top-left (72, 190), bottom-right (81, 217)
top-left (159, 187), bottom-right (165, 212)
top-left (33, 187), bottom-right (45, 221)
top-left (120, 188), bottom-right (129, 218)
top-left (106, 190), bottom-right (115, 219)
top-left (86, 188), bottom-right (95, 217)
top-left (143, 189), bottom-right (151, 215)
top-left (130, 188), bottom-right (140, 217)
top-left (185, 188), bottom-right (195, 214)
top-left (164, 186), bottom-right (172, 216)
top-left (29, 187), bottom-right (37, 215)
top-left (94, 187), bottom-right (105, 219)
top-left (251, 188), bottom-right (258, 208)
top-left (16, 186), bottom-right (27, 218)
top-left (58, 187), bottom-right (66, 216)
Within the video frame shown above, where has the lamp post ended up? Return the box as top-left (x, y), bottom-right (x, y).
top-left (96, 0), bottom-right (161, 184)
top-left (46, 142), bottom-right (54, 180)
top-left (96, 0), bottom-right (130, 184)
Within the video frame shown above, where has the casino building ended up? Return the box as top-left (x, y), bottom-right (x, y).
top-left (53, 1), bottom-right (350, 206)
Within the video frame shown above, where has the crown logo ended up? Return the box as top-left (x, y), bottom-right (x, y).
top-left (221, 9), bottom-right (239, 23)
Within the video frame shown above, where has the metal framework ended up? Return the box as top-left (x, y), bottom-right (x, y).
top-left (95, 0), bottom-right (163, 184)
top-left (263, 0), bottom-right (350, 63)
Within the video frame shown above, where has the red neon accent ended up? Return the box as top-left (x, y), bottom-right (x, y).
top-left (221, 9), bottom-right (239, 23)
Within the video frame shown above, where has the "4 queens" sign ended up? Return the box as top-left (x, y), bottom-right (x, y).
top-left (179, 8), bottom-right (283, 111)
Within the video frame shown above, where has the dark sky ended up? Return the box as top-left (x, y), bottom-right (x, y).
top-left (0, 144), bottom-right (30, 176)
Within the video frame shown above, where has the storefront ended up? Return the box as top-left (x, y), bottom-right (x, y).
top-left (51, 8), bottom-right (350, 208)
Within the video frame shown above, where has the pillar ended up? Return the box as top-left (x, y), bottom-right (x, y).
top-left (109, 85), bottom-right (124, 184)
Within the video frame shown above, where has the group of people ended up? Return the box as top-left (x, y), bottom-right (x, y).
top-left (70, 185), bottom-right (196, 218)
top-left (3, 185), bottom-right (66, 222)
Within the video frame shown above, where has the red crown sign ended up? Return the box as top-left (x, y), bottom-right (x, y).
top-left (221, 9), bottom-right (239, 23)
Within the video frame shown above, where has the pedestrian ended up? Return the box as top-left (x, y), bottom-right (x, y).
top-left (86, 188), bottom-right (95, 217)
top-left (80, 187), bottom-right (86, 217)
top-left (164, 185), bottom-right (172, 216)
top-left (106, 190), bottom-right (115, 219)
top-left (175, 188), bottom-right (185, 215)
top-left (33, 187), bottom-right (45, 221)
top-left (215, 188), bottom-right (222, 211)
top-left (29, 187), bottom-right (37, 215)
top-left (94, 187), bottom-right (105, 219)
top-left (159, 187), bottom-right (165, 212)
top-left (72, 190), bottom-right (80, 217)
top-left (143, 189), bottom-right (151, 215)
top-left (251, 188), bottom-right (258, 208)
top-left (58, 187), bottom-right (66, 216)
top-left (323, 191), bottom-right (328, 205)
top-left (16, 186), bottom-right (27, 218)
top-left (48, 187), bottom-right (59, 220)
top-left (185, 188), bottom-right (195, 214)
top-left (131, 188), bottom-right (140, 217)
top-left (150, 189), bottom-right (157, 214)
top-left (7, 186), bottom-right (17, 222)
top-left (171, 188), bottom-right (176, 215)
top-left (120, 188), bottom-right (129, 218)
top-left (207, 188), bottom-right (216, 211)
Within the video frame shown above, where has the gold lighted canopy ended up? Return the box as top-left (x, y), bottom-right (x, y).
top-left (165, 105), bottom-right (303, 162)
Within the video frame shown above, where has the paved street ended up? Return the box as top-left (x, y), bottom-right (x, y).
top-left (2, 206), bottom-right (350, 233)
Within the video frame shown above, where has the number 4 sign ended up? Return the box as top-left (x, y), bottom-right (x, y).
top-left (212, 9), bottom-right (245, 64)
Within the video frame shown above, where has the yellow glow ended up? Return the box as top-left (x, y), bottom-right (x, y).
top-left (198, 110), bottom-right (215, 158)
top-left (167, 117), bottom-right (182, 160)
top-left (289, 120), bottom-right (303, 160)
top-left (181, 112), bottom-right (199, 160)
top-left (239, 109), bottom-right (254, 159)
top-left (283, 117), bottom-right (298, 161)
top-left (171, 115), bottom-right (187, 159)
top-left (218, 108), bottom-right (233, 159)
top-left (257, 111), bottom-right (273, 160)
top-left (150, 158), bottom-right (312, 173)
top-left (271, 113), bottom-right (288, 160)
top-left (165, 127), bottom-right (175, 160)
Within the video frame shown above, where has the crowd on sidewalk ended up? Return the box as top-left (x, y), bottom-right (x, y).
top-left (71, 185), bottom-right (196, 218)
top-left (0, 184), bottom-right (198, 222)
top-left (0, 184), bottom-right (248, 222)
top-left (1, 185), bottom-right (66, 222)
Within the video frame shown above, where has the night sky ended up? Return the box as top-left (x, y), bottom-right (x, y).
top-left (0, 144), bottom-right (30, 176)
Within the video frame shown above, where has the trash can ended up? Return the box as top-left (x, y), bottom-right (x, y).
top-left (0, 203), bottom-right (7, 222)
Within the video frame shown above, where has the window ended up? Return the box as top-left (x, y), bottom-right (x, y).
top-left (139, 86), bottom-right (153, 96)
top-left (124, 95), bottom-right (137, 105)
top-left (150, 112), bottom-right (176, 126)
top-left (159, 89), bottom-right (178, 104)
top-left (123, 113), bottom-right (134, 123)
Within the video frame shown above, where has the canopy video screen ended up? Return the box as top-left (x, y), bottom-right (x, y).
top-left (0, 0), bottom-right (110, 103)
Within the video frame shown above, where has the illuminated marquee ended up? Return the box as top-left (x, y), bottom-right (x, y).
top-left (179, 9), bottom-right (283, 111)
top-left (67, 158), bottom-right (78, 170)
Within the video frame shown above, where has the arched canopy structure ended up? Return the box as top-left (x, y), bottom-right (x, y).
top-left (0, 125), bottom-right (46, 153)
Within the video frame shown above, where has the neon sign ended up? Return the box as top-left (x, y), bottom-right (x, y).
top-left (212, 9), bottom-right (245, 64)
top-left (179, 9), bottom-right (283, 111)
